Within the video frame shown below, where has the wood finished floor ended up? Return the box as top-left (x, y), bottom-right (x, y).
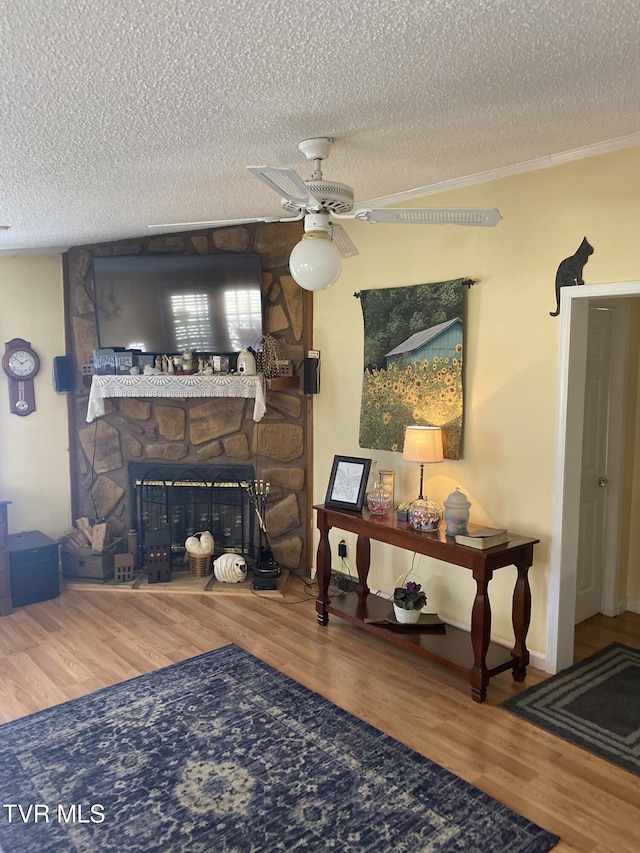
top-left (0, 575), bottom-right (638, 853)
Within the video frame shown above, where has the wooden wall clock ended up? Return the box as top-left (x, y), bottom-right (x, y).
top-left (2, 338), bottom-right (40, 416)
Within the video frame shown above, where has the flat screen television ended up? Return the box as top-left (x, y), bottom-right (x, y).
top-left (93, 254), bottom-right (264, 354)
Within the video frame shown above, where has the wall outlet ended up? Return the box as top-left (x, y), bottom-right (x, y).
top-left (338, 539), bottom-right (347, 558)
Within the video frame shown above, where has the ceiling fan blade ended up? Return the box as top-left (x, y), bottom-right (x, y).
top-left (148, 212), bottom-right (304, 230)
top-left (332, 224), bottom-right (359, 258)
top-left (349, 207), bottom-right (503, 227)
top-left (247, 166), bottom-right (321, 209)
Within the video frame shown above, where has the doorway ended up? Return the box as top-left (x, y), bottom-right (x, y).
top-left (549, 281), bottom-right (639, 673)
top-left (575, 304), bottom-right (617, 624)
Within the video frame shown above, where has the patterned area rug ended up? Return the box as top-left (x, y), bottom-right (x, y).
top-left (502, 643), bottom-right (640, 777)
top-left (0, 646), bottom-right (558, 852)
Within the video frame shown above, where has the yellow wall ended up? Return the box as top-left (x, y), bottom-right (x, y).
top-left (0, 254), bottom-right (71, 538)
top-left (313, 146), bottom-right (640, 659)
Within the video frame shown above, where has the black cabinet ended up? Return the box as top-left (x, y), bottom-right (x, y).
top-left (8, 530), bottom-right (60, 607)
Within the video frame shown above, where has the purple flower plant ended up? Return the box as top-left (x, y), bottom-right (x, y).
top-left (393, 580), bottom-right (427, 611)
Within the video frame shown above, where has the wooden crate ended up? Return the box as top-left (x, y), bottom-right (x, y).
top-left (61, 538), bottom-right (124, 582)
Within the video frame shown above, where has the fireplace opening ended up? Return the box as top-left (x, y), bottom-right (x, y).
top-left (129, 462), bottom-right (255, 569)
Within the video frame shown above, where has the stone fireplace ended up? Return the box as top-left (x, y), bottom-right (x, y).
top-left (130, 462), bottom-right (255, 567)
top-left (64, 221), bottom-right (312, 574)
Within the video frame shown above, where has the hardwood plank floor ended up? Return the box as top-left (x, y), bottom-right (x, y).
top-left (0, 576), bottom-right (638, 852)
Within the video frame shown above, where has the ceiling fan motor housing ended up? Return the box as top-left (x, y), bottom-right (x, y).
top-left (281, 180), bottom-right (354, 215)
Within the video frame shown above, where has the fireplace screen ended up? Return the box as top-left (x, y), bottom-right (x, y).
top-left (129, 463), bottom-right (255, 568)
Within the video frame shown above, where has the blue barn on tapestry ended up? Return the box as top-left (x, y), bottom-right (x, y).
top-left (385, 318), bottom-right (463, 368)
top-left (359, 279), bottom-right (469, 459)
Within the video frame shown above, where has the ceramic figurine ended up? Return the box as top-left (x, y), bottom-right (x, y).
top-left (550, 237), bottom-right (594, 317)
top-left (444, 488), bottom-right (471, 536)
top-left (213, 552), bottom-right (247, 583)
top-left (237, 348), bottom-right (257, 375)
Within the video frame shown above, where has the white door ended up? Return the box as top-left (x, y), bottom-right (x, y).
top-left (575, 305), bottom-right (612, 624)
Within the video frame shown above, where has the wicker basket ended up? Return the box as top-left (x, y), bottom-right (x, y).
top-left (392, 572), bottom-right (425, 623)
top-left (189, 552), bottom-right (213, 577)
top-left (393, 603), bottom-right (422, 624)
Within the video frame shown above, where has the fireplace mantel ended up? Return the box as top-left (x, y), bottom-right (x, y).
top-left (87, 374), bottom-right (267, 422)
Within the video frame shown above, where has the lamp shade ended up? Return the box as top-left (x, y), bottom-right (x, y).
top-left (289, 234), bottom-right (342, 291)
top-left (402, 426), bottom-right (444, 463)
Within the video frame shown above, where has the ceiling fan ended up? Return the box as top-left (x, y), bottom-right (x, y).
top-left (149, 137), bottom-right (502, 291)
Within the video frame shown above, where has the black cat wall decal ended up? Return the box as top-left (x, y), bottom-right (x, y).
top-left (550, 237), bottom-right (594, 316)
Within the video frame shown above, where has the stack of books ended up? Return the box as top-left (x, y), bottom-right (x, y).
top-left (454, 527), bottom-right (509, 549)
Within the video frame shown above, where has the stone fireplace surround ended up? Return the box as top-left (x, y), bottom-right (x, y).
top-left (130, 461), bottom-right (256, 567)
top-left (64, 221), bottom-right (312, 574)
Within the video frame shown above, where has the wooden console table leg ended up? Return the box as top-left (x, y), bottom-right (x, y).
top-left (355, 535), bottom-right (371, 598)
top-left (315, 521), bottom-right (332, 626)
top-left (511, 560), bottom-right (532, 681)
top-left (470, 571), bottom-right (492, 703)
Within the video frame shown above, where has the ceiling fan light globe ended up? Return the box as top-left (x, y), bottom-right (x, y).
top-left (289, 235), bottom-right (342, 291)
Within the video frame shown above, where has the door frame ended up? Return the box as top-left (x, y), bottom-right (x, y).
top-left (549, 281), bottom-right (637, 673)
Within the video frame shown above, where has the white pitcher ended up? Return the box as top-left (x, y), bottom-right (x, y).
top-left (237, 349), bottom-right (256, 375)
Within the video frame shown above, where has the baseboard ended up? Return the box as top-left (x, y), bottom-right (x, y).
top-left (330, 571), bottom-right (358, 592)
top-left (623, 599), bottom-right (640, 614)
top-left (309, 567), bottom-right (357, 591)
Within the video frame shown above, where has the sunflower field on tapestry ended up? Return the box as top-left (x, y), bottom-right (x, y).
top-left (359, 279), bottom-right (469, 459)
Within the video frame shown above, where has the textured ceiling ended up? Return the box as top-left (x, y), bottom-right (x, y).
top-left (1, 0), bottom-right (640, 254)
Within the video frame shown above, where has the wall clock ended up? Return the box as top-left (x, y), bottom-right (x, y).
top-left (2, 338), bottom-right (40, 416)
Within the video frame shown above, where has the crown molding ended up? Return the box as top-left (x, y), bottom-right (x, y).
top-left (357, 132), bottom-right (640, 209)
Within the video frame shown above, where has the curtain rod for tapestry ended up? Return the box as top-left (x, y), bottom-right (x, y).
top-left (353, 278), bottom-right (476, 298)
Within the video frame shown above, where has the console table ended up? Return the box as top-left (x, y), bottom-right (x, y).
top-left (314, 504), bottom-right (539, 702)
top-left (86, 373), bottom-right (267, 423)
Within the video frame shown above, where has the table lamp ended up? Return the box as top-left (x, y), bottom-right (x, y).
top-left (402, 426), bottom-right (444, 530)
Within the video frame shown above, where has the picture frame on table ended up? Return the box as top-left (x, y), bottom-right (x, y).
top-left (324, 455), bottom-right (372, 511)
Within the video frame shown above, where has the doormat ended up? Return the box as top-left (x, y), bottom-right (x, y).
top-left (501, 642), bottom-right (640, 777)
top-left (0, 645), bottom-right (559, 852)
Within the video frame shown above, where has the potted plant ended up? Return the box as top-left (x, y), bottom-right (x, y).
top-left (393, 579), bottom-right (427, 623)
top-left (396, 502), bottom-right (410, 523)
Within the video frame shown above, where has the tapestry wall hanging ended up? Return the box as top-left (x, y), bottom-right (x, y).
top-left (358, 278), bottom-right (470, 459)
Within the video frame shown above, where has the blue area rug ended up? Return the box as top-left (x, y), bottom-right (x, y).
top-left (501, 642), bottom-right (640, 777)
top-left (0, 645), bottom-right (558, 852)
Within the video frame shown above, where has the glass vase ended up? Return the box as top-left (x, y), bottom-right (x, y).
top-left (377, 470), bottom-right (395, 508)
top-left (366, 483), bottom-right (392, 516)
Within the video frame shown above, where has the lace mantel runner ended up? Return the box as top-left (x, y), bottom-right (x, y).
top-left (87, 374), bottom-right (267, 422)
